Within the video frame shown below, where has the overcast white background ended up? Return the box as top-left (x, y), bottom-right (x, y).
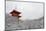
top-left (6, 1), bottom-right (43, 20)
top-left (0, 0), bottom-right (46, 31)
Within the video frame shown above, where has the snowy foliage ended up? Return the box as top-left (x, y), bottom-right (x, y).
top-left (5, 14), bottom-right (44, 30)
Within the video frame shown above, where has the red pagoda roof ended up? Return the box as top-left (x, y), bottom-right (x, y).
top-left (10, 9), bottom-right (21, 14)
top-left (10, 9), bottom-right (21, 18)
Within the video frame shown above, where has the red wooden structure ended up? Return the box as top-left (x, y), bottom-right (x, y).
top-left (10, 9), bottom-right (21, 18)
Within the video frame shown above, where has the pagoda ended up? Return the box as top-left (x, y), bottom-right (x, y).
top-left (10, 9), bottom-right (21, 18)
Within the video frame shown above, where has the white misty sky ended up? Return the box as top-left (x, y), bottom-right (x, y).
top-left (6, 1), bottom-right (43, 20)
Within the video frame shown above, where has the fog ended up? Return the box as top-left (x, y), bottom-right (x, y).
top-left (5, 1), bottom-right (44, 30)
top-left (5, 13), bottom-right (44, 30)
top-left (6, 1), bottom-right (43, 20)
